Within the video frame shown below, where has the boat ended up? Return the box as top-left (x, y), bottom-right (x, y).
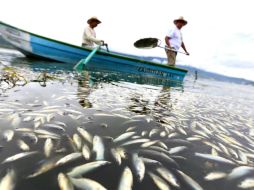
top-left (0, 21), bottom-right (188, 82)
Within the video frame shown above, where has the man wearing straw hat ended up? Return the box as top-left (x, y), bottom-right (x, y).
top-left (82, 17), bottom-right (105, 48)
top-left (165, 16), bottom-right (189, 66)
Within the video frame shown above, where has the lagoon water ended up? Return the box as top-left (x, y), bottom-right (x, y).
top-left (0, 47), bottom-right (254, 190)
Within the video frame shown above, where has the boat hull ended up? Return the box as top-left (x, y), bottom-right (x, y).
top-left (0, 21), bottom-right (188, 81)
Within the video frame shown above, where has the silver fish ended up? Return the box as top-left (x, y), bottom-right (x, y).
top-left (56, 153), bottom-right (82, 166)
top-left (176, 170), bottom-right (203, 190)
top-left (131, 153), bottom-right (145, 182)
top-left (238, 177), bottom-right (254, 189)
top-left (82, 144), bottom-right (91, 160)
top-left (120, 139), bottom-right (150, 147)
top-left (204, 172), bottom-right (227, 181)
top-left (195, 153), bottom-right (235, 165)
top-left (156, 167), bottom-right (180, 188)
top-left (70, 177), bottom-right (107, 190)
top-left (227, 166), bottom-right (254, 181)
top-left (148, 172), bottom-right (170, 190)
top-left (2, 151), bottom-right (38, 164)
top-left (0, 169), bottom-right (16, 190)
top-left (17, 139), bottom-right (30, 151)
top-left (118, 167), bottom-right (133, 190)
top-left (110, 148), bottom-right (122, 165)
top-left (113, 132), bottom-right (136, 143)
top-left (44, 138), bottom-right (54, 157)
top-left (92, 136), bottom-right (105, 160)
top-left (67, 161), bottom-right (110, 178)
top-left (73, 133), bottom-right (82, 150)
top-left (77, 127), bottom-right (93, 144)
top-left (3, 130), bottom-right (14, 142)
top-left (58, 173), bottom-right (74, 190)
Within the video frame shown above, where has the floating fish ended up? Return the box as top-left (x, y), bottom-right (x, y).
top-left (156, 167), bottom-right (180, 188)
top-left (113, 132), bottom-right (136, 143)
top-left (238, 177), bottom-right (254, 189)
top-left (227, 166), bottom-right (254, 181)
top-left (67, 161), bottom-right (110, 178)
top-left (131, 153), bottom-right (145, 182)
top-left (110, 148), bottom-right (122, 165)
top-left (195, 153), bottom-right (236, 165)
top-left (77, 127), bottom-right (93, 144)
top-left (3, 130), bottom-right (14, 142)
top-left (118, 167), bottom-right (133, 190)
top-left (44, 138), bottom-right (54, 157)
top-left (92, 136), bottom-right (105, 160)
top-left (70, 177), bottom-right (107, 190)
top-left (17, 139), bottom-right (30, 151)
top-left (176, 170), bottom-right (203, 190)
top-left (148, 171), bottom-right (170, 190)
top-left (204, 172), bottom-right (227, 181)
top-left (2, 151), bottom-right (38, 164)
top-left (82, 144), bottom-right (91, 160)
top-left (73, 133), bottom-right (82, 150)
top-left (56, 153), bottom-right (82, 166)
top-left (58, 173), bottom-right (74, 190)
top-left (0, 169), bottom-right (16, 190)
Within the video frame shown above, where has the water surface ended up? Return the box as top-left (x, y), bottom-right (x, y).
top-left (0, 48), bottom-right (254, 190)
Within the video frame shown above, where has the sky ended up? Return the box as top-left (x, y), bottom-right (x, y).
top-left (1, 0), bottom-right (254, 81)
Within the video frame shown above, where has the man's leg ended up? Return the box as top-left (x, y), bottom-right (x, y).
top-left (165, 50), bottom-right (176, 66)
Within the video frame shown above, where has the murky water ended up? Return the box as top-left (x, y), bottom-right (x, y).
top-left (0, 48), bottom-right (254, 190)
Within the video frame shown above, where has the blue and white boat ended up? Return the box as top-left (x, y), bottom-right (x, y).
top-left (0, 21), bottom-right (188, 82)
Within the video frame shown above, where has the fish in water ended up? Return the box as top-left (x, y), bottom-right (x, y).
top-left (131, 153), bottom-right (145, 182)
top-left (70, 177), bottom-right (107, 190)
top-left (0, 169), bottom-right (16, 190)
top-left (58, 173), bottom-right (74, 190)
top-left (118, 167), bottom-right (133, 190)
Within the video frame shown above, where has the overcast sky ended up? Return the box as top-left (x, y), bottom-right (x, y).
top-left (1, 0), bottom-right (254, 81)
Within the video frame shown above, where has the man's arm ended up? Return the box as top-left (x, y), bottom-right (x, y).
top-left (181, 42), bottom-right (189, 55)
top-left (165, 36), bottom-right (171, 48)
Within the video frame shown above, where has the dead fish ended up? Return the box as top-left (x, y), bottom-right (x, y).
top-left (67, 161), bottom-right (110, 178)
top-left (141, 157), bottom-right (161, 166)
top-left (141, 140), bottom-right (159, 148)
top-left (56, 153), bottom-right (82, 166)
top-left (0, 169), bottom-right (16, 190)
top-left (195, 153), bottom-right (235, 165)
top-left (204, 172), bottom-right (227, 181)
top-left (44, 138), bottom-right (54, 157)
top-left (156, 167), bottom-right (180, 188)
top-left (2, 151), bottom-right (38, 164)
top-left (23, 116), bottom-right (33, 122)
top-left (139, 149), bottom-right (179, 168)
top-left (58, 173), bottom-right (74, 190)
top-left (176, 170), bottom-right (203, 190)
top-left (131, 153), bottom-right (145, 182)
top-left (120, 139), bottom-right (150, 147)
top-left (113, 132), bottom-right (136, 143)
top-left (227, 166), bottom-right (254, 181)
top-left (169, 146), bottom-right (187, 155)
top-left (77, 127), bottom-right (93, 144)
top-left (118, 167), bottom-right (133, 190)
top-left (34, 129), bottom-right (60, 139)
top-left (17, 139), bottom-right (30, 151)
top-left (82, 144), bottom-right (91, 160)
top-left (43, 124), bottom-right (65, 132)
top-left (27, 157), bottom-right (60, 178)
top-left (238, 177), bottom-right (254, 189)
top-left (110, 148), bottom-right (122, 165)
top-left (54, 121), bottom-right (67, 127)
top-left (92, 136), bottom-right (105, 160)
top-left (70, 177), bottom-right (107, 190)
top-left (73, 133), bottom-right (82, 150)
top-left (3, 130), bottom-right (14, 142)
top-left (148, 171), bottom-right (170, 190)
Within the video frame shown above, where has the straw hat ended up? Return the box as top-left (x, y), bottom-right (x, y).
top-left (174, 16), bottom-right (188, 25)
top-left (87, 17), bottom-right (101, 24)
